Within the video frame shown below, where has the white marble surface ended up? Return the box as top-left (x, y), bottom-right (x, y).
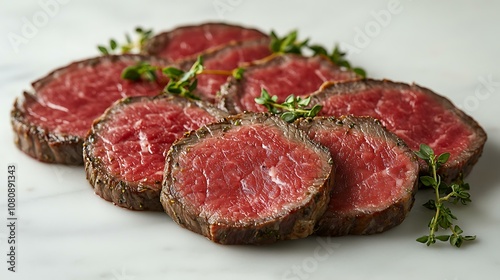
top-left (1, 0), bottom-right (500, 279)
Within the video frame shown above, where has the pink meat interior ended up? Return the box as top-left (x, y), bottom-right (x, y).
top-left (92, 99), bottom-right (218, 185)
top-left (318, 88), bottom-right (474, 161)
top-left (25, 60), bottom-right (166, 137)
top-left (307, 126), bottom-right (415, 213)
top-left (172, 124), bottom-right (329, 223)
top-left (196, 43), bottom-right (272, 102)
top-left (240, 57), bottom-right (356, 112)
top-left (159, 25), bottom-right (267, 61)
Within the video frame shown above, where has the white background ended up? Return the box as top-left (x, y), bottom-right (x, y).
top-left (1, 0), bottom-right (499, 279)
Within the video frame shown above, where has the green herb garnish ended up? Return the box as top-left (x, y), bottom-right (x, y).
top-left (162, 56), bottom-right (204, 100)
top-left (255, 89), bottom-right (322, 122)
top-left (270, 30), bottom-right (309, 55)
top-left (415, 144), bottom-right (476, 248)
top-left (232, 67), bottom-right (245, 80)
top-left (98, 27), bottom-right (153, 55)
top-left (121, 56), bottom-right (246, 100)
top-left (309, 44), bottom-right (366, 78)
top-left (121, 58), bottom-right (203, 100)
top-left (121, 62), bottom-right (158, 81)
top-left (268, 30), bottom-right (367, 78)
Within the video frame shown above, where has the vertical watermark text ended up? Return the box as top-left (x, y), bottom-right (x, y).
top-left (6, 164), bottom-right (18, 272)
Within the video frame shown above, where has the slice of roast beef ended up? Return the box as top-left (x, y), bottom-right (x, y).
top-left (218, 54), bottom-right (359, 114)
top-left (179, 38), bottom-right (272, 103)
top-left (11, 55), bottom-right (169, 165)
top-left (143, 22), bottom-right (268, 61)
top-left (296, 116), bottom-right (419, 236)
top-left (84, 95), bottom-right (227, 211)
top-left (310, 79), bottom-right (487, 183)
top-left (161, 113), bottom-right (334, 244)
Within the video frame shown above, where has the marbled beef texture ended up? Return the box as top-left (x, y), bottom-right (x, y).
top-left (143, 22), bottom-right (268, 62)
top-left (11, 55), bottom-right (169, 165)
top-left (162, 113), bottom-right (334, 244)
top-left (84, 95), bottom-right (227, 211)
top-left (179, 38), bottom-right (272, 103)
top-left (218, 54), bottom-right (359, 114)
top-left (309, 79), bottom-right (487, 183)
top-left (296, 116), bottom-right (419, 236)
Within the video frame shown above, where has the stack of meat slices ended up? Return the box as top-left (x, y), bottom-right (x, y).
top-left (11, 55), bottom-right (169, 165)
top-left (162, 113), bottom-right (420, 243)
top-left (296, 116), bottom-right (419, 236)
top-left (218, 54), bottom-right (360, 113)
top-left (309, 80), bottom-right (487, 183)
top-left (142, 22), bottom-right (268, 61)
top-left (10, 22), bottom-right (487, 245)
top-left (84, 95), bottom-right (227, 211)
top-left (11, 23), bottom-right (270, 165)
top-left (162, 113), bottom-right (335, 244)
top-left (178, 37), bottom-right (272, 103)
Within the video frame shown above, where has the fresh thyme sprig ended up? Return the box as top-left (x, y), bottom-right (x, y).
top-left (270, 30), bottom-right (309, 55)
top-left (232, 67), bottom-right (245, 80)
top-left (415, 144), bottom-right (476, 248)
top-left (268, 30), bottom-right (367, 78)
top-left (98, 27), bottom-right (153, 55)
top-left (121, 62), bottom-right (158, 82)
top-left (121, 56), bottom-right (244, 100)
top-left (162, 56), bottom-right (204, 100)
top-left (255, 89), bottom-right (322, 122)
top-left (308, 44), bottom-right (367, 78)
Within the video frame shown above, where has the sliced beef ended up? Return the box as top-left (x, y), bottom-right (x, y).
top-left (11, 55), bottom-right (169, 165)
top-left (143, 22), bottom-right (268, 61)
top-left (161, 113), bottom-right (334, 244)
top-left (179, 38), bottom-right (272, 103)
top-left (84, 95), bottom-right (227, 211)
top-left (218, 54), bottom-right (359, 114)
top-left (310, 79), bottom-right (487, 183)
top-left (296, 116), bottom-right (419, 236)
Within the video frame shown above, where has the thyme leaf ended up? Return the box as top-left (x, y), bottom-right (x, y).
top-left (270, 30), bottom-right (309, 55)
top-left (162, 56), bottom-right (204, 100)
top-left (121, 62), bottom-right (158, 81)
top-left (232, 67), bottom-right (245, 80)
top-left (98, 26), bottom-right (153, 55)
top-left (268, 30), bottom-right (367, 78)
top-left (121, 58), bottom-right (203, 100)
top-left (255, 89), bottom-right (322, 122)
top-left (415, 144), bottom-right (476, 248)
top-left (309, 44), bottom-right (367, 78)
top-left (121, 56), bottom-right (247, 100)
